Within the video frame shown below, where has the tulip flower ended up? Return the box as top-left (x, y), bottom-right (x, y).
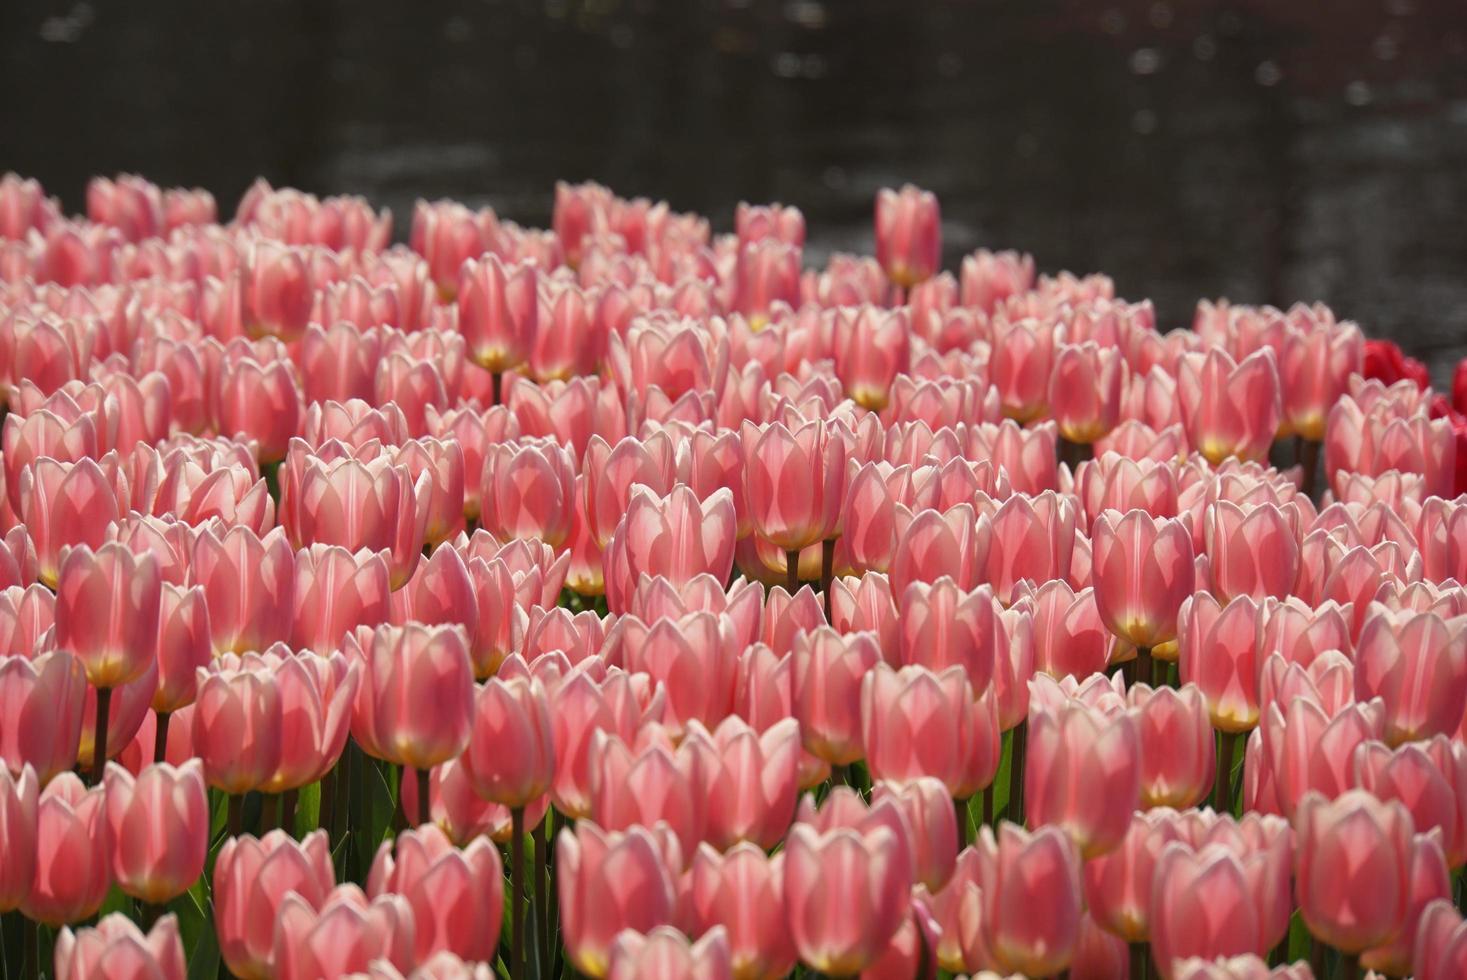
top-left (1414, 900), bottom-right (1467, 980)
top-left (216, 356), bottom-right (301, 463)
top-left (0, 650), bottom-right (87, 784)
top-left (191, 656), bottom-right (283, 795)
top-left (271, 884), bottom-right (416, 980)
top-left (1092, 510), bottom-right (1195, 651)
top-left (1261, 698), bottom-right (1385, 819)
top-left (479, 437), bottom-right (577, 549)
top-left (607, 927), bottom-right (733, 980)
top-left (862, 663), bottom-right (1000, 800)
top-left (1279, 320), bottom-right (1363, 441)
top-left (687, 716), bottom-right (800, 851)
top-left (792, 627), bottom-right (882, 766)
top-left (603, 485), bottom-right (738, 612)
top-left (975, 823), bottom-right (1084, 978)
top-left (590, 730), bottom-right (706, 858)
top-left (872, 777), bottom-right (959, 892)
top-left (741, 419), bottom-right (845, 574)
top-left (460, 675), bottom-right (555, 810)
top-left (457, 253), bottom-right (538, 375)
top-left (290, 545), bottom-right (392, 655)
top-left (558, 821), bottom-right (682, 979)
top-left (1084, 809), bottom-right (1183, 942)
top-left (190, 525), bottom-right (296, 655)
top-left (897, 577), bottom-right (997, 691)
top-left (367, 823), bottom-right (503, 963)
top-left (349, 624), bottom-right (475, 772)
top-left (1025, 580), bottom-right (1116, 680)
top-left (213, 829), bottom-right (336, 979)
top-left (581, 432), bottom-right (679, 549)
top-left (1178, 593), bottom-right (1265, 735)
top-left (1296, 789), bottom-right (1415, 953)
top-left (53, 543), bottom-right (161, 690)
top-left (1049, 342), bottom-right (1128, 444)
top-left (102, 760), bottom-right (206, 904)
top-left (54, 913), bottom-right (186, 980)
top-left (1359, 829), bottom-right (1451, 976)
top-left (1150, 842), bottom-right (1277, 977)
top-left (0, 763), bottom-right (38, 912)
top-left (874, 185), bottom-right (940, 287)
top-left (734, 240), bottom-right (802, 327)
top-left (1129, 683), bottom-right (1217, 809)
top-left (1205, 502), bottom-right (1299, 603)
top-left (832, 306), bottom-right (910, 410)
top-left (783, 822), bottom-right (913, 976)
top-left (20, 456), bottom-right (122, 588)
top-left (22, 772), bottom-right (110, 926)
top-left (688, 843), bottom-right (797, 980)
top-left (1025, 697), bottom-right (1141, 857)
top-left (1354, 605), bottom-right (1467, 745)
top-left (1354, 736), bottom-right (1467, 868)
top-left (1177, 348), bottom-right (1282, 464)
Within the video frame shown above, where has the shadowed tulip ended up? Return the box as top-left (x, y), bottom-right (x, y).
top-left (784, 822), bottom-right (912, 976)
top-left (872, 777), bottom-right (959, 892)
top-left (54, 913), bottom-right (186, 980)
top-left (1092, 510), bottom-right (1195, 650)
top-left (1354, 736), bottom-right (1467, 868)
top-left (0, 651), bottom-right (87, 784)
top-left (875, 185), bottom-right (940, 288)
top-left (792, 627), bottom-right (882, 766)
top-left (54, 543), bottom-right (161, 689)
top-left (975, 823), bottom-right (1084, 978)
top-left (348, 624), bottom-right (475, 772)
top-left (559, 821), bottom-right (682, 979)
top-left (688, 843), bottom-right (797, 980)
top-left (1025, 697), bottom-right (1141, 857)
top-left (1296, 789), bottom-right (1414, 953)
top-left (1353, 605), bottom-right (1467, 745)
top-left (271, 884), bottom-right (416, 980)
top-left (461, 676), bottom-right (555, 809)
top-left (1414, 900), bottom-right (1467, 980)
top-left (22, 772), bottom-right (110, 926)
top-left (608, 927), bottom-right (732, 980)
top-left (213, 830), bottom-right (336, 980)
top-left (368, 823), bottom-right (503, 963)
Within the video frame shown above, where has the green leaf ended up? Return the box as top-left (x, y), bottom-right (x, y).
top-left (1286, 911), bottom-right (1311, 963)
top-left (170, 877), bottom-right (221, 980)
top-left (97, 885), bottom-right (131, 919)
top-left (992, 729), bottom-right (1013, 820)
top-left (295, 780), bottom-right (322, 837)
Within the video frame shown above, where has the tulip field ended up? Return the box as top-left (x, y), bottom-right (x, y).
top-left (3, 173), bottom-right (1467, 980)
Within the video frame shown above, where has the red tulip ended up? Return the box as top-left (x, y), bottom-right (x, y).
top-left (214, 830), bottom-right (336, 980)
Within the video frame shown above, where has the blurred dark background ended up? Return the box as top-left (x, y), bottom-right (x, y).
top-left (2, 0), bottom-right (1466, 379)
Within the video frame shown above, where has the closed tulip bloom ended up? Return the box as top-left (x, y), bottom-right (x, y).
top-left (1084, 809), bottom-right (1182, 942)
top-left (20, 456), bottom-right (122, 588)
top-left (975, 823), bottom-right (1084, 978)
top-left (1296, 789), bottom-right (1415, 953)
top-left (897, 578), bottom-right (997, 691)
top-left (479, 437), bottom-right (576, 549)
top-left (1354, 605), bottom-right (1467, 745)
top-left (260, 650), bottom-right (359, 794)
top-left (23, 772), bottom-right (110, 926)
top-left (272, 884), bottom-right (416, 980)
top-left (590, 730), bottom-right (706, 857)
top-left (191, 657), bottom-right (283, 795)
top-left (872, 777), bottom-right (959, 892)
top-left (1178, 594), bottom-right (1265, 734)
top-left (1261, 699), bottom-right (1385, 819)
top-left (888, 504), bottom-right (992, 595)
top-left (862, 663), bottom-right (999, 799)
top-left (582, 433), bottom-right (678, 549)
top-left (284, 452), bottom-right (428, 590)
top-left (214, 830), bottom-right (336, 980)
top-left (54, 913), bottom-right (186, 980)
top-left (1360, 829), bottom-right (1450, 977)
top-left (1280, 321), bottom-right (1363, 441)
top-left (608, 927), bottom-right (732, 980)
top-left (1354, 736), bottom-right (1467, 868)
top-left (1050, 342), bottom-right (1128, 444)
top-left (53, 543), bottom-right (161, 690)
top-left (1092, 510), bottom-right (1195, 649)
top-left (689, 716), bottom-right (800, 851)
top-left (984, 491), bottom-right (1078, 606)
top-left (784, 823), bottom-right (912, 976)
top-left (559, 821), bottom-right (682, 979)
top-left (688, 843), bottom-right (797, 980)
top-left (1257, 650), bottom-right (1355, 719)
top-left (0, 764), bottom-right (38, 911)
top-left (832, 306), bottom-right (910, 411)
top-left (461, 676), bottom-right (555, 809)
top-left (1413, 900), bottom-right (1467, 980)
top-left (190, 525), bottom-right (296, 654)
top-left (734, 240), bottom-right (802, 327)
top-left (792, 627), bottom-right (882, 766)
top-left (1178, 348), bottom-right (1282, 465)
top-left (0, 650), bottom-right (87, 784)
top-left (1205, 502), bottom-right (1299, 603)
top-left (349, 624), bottom-right (475, 771)
top-left (605, 486), bottom-right (738, 612)
top-left (1024, 580), bottom-right (1116, 680)
top-left (457, 253), bottom-right (537, 374)
top-left (290, 545), bottom-right (391, 655)
top-left (1074, 454), bottom-right (1180, 530)
top-left (216, 356), bottom-right (301, 463)
top-left (989, 317), bottom-right (1061, 424)
top-left (829, 573), bottom-right (900, 663)
top-left (743, 420), bottom-right (845, 553)
top-left (874, 185), bottom-right (940, 288)
top-left (1129, 683), bottom-right (1216, 809)
top-left (151, 584), bottom-right (211, 716)
top-left (367, 823), bottom-right (503, 963)
top-left (389, 544), bottom-right (479, 642)
top-left (1026, 698), bottom-right (1141, 857)
top-left (102, 760), bottom-right (206, 904)
top-left (1150, 843), bottom-right (1274, 978)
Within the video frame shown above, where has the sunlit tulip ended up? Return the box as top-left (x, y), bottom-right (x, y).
top-left (1178, 594), bottom-right (1265, 733)
top-left (461, 675), bottom-right (555, 809)
top-left (1295, 789), bottom-right (1415, 954)
top-left (1025, 697), bottom-right (1141, 857)
top-left (1354, 605), bottom-right (1467, 745)
top-left (0, 651), bottom-right (86, 784)
top-left (1261, 698), bottom-right (1385, 819)
top-left (272, 884), bottom-right (416, 980)
top-left (1084, 809), bottom-right (1182, 943)
top-left (1092, 510), bottom-right (1195, 650)
top-left (349, 624), bottom-right (475, 772)
top-left (897, 577), bottom-right (997, 691)
top-left (872, 777), bottom-right (959, 892)
top-left (367, 823), bottom-right (503, 963)
top-left (1414, 900), bottom-right (1467, 980)
top-left (559, 821), bottom-right (682, 979)
top-left (874, 185), bottom-right (940, 288)
top-left (190, 525), bottom-right (296, 655)
top-left (1050, 342), bottom-right (1127, 444)
top-left (862, 663), bottom-right (999, 800)
top-left (54, 913), bottom-right (186, 980)
top-left (832, 306), bottom-right (910, 411)
top-left (686, 716), bottom-right (800, 851)
top-left (688, 843), bottom-right (797, 980)
top-left (19, 456), bottom-right (122, 587)
top-left (792, 627), bottom-right (881, 766)
top-left (457, 253), bottom-right (537, 375)
top-left (22, 772), bottom-right (110, 926)
top-left (1150, 842), bottom-right (1278, 978)
top-left (974, 823), bottom-right (1084, 978)
top-left (0, 763), bottom-right (38, 912)
top-left (213, 829), bottom-right (336, 980)
top-left (590, 729), bottom-right (706, 857)
top-left (607, 927), bottom-right (732, 980)
top-left (1177, 348), bottom-right (1281, 464)
top-left (53, 543), bottom-right (161, 690)
top-left (1129, 683), bottom-right (1216, 809)
top-left (479, 437), bottom-right (577, 549)
top-left (1205, 501), bottom-right (1299, 603)
top-left (742, 419), bottom-right (845, 560)
top-left (216, 356), bottom-right (300, 463)
top-left (102, 760), bottom-right (206, 904)
top-left (191, 656), bottom-right (283, 795)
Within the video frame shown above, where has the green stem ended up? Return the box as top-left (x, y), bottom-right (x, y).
top-left (154, 710), bottom-right (170, 765)
top-left (90, 687), bottom-right (112, 786)
top-left (1007, 722), bottom-right (1027, 825)
top-left (1129, 941), bottom-right (1148, 980)
top-left (511, 806), bottom-right (525, 980)
top-left (533, 817), bottom-right (550, 976)
top-left (1215, 730), bottom-right (1240, 815)
top-left (820, 538), bottom-right (836, 621)
top-left (785, 549), bottom-right (800, 594)
top-left (416, 767), bottom-right (431, 827)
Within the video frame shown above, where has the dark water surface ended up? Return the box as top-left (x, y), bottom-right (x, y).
top-left (3, 0), bottom-right (1466, 377)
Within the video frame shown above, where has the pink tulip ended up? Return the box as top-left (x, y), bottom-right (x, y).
top-left (558, 821), bottom-right (682, 979)
top-left (191, 656), bottom-right (283, 795)
top-left (742, 419), bottom-right (845, 558)
top-left (1092, 510), bottom-right (1195, 650)
top-left (1325, 399), bottom-right (1456, 497)
top-left (1025, 697), bottom-right (1141, 857)
top-left (792, 627), bottom-right (881, 766)
top-left (1296, 789), bottom-right (1415, 953)
top-left (874, 185), bottom-right (940, 287)
top-left (1279, 320), bottom-right (1363, 441)
top-left (1177, 348), bottom-right (1282, 464)
top-left (53, 543), bottom-right (161, 690)
top-left (975, 823), bottom-right (1084, 978)
top-left (897, 577), bottom-right (997, 690)
top-left (1414, 900), bottom-right (1467, 980)
top-left (582, 433), bottom-right (678, 549)
top-left (1205, 501), bottom-right (1299, 603)
top-left (832, 306), bottom-right (910, 411)
top-left (608, 927), bottom-right (733, 980)
top-left (984, 491), bottom-right (1078, 606)
top-left (190, 525), bottom-right (296, 655)
top-left (151, 584), bottom-right (211, 718)
top-left (0, 583), bottom-right (52, 659)
top-left (960, 249), bottom-right (1035, 312)
top-left (215, 355), bottom-right (300, 463)
top-left (759, 584), bottom-right (827, 656)
top-left (1049, 342), bottom-right (1127, 444)
top-left (829, 573), bottom-right (899, 662)
top-left (609, 315), bottom-right (730, 402)
top-left (22, 772), bottom-right (110, 926)
top-left (348, 624), bottom-right (475, 771)
top-left (1257, 651), bottom-right (1355, 719)
top-left (290, 545), bottom-right (391, 655)
top-left (272, 884), bottom-right (416, 980)
top-left (101, 760), bottom-right (206, 904)
top-left (55, 913), bottom-right (186, 980)
top-left (784, 822), bottom-right (912, 976)
top-left (1150, 842), bottom-right (1277, 978)
top-left (456, 254), bottom-right (538, 374)
top-left (1084, 809), bottom-right (1182, 942)
top-left (990, 317), bottom-right (1062, 424)
top-left (461, 675), bottom-right (555, 809)
top-left (590, 730), bottom-right (706, 858)
top-left (1354, 736), bottom-right (1467, 868)
top-left (872, 777), bottom-right (959, 892)
top-left (687, 716), bottom-right (800, 851)
top-left (479, 437), bottom-right (577, 549)
top-left (412, 198), bottom-right (494, 296)
top-left (19, 456), bottom-right (122, 587)
top-left (1024, 580), bottom-right (1116, 679)
top-left (214, 830), bottom-right (336, 980)
top-left (1129, 683), bottom-right (1216, 809)
top-left (1178, 594), bottom-right (1265, 733)
top-left (604, 485), bottom-right (738, 613)
top-left (1354, 605), bottom-right (1467, 745)
top-left (549, 670), bottom-right (665, 819)
top-left (367, 823), bottom-right (503, 963)
top-left (1360, 829), bottom-right (1450, 976)
top-left (862, 663), bottom-right (1000, 800)
top-left (0, 650), bottom-right (86, 784)
top-left (736, 202), bottom-right (806, 247)
top-left (1261, 699), bottom-right (1385, 819)
top-left (0, 173), bottom-right (58, 240)
top-left (1073, 453), bottom-right (1181, 529)
top-left (0, 763), bottom-right (38, 912)
top-left (688, 843), bottom-right (798, 980)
